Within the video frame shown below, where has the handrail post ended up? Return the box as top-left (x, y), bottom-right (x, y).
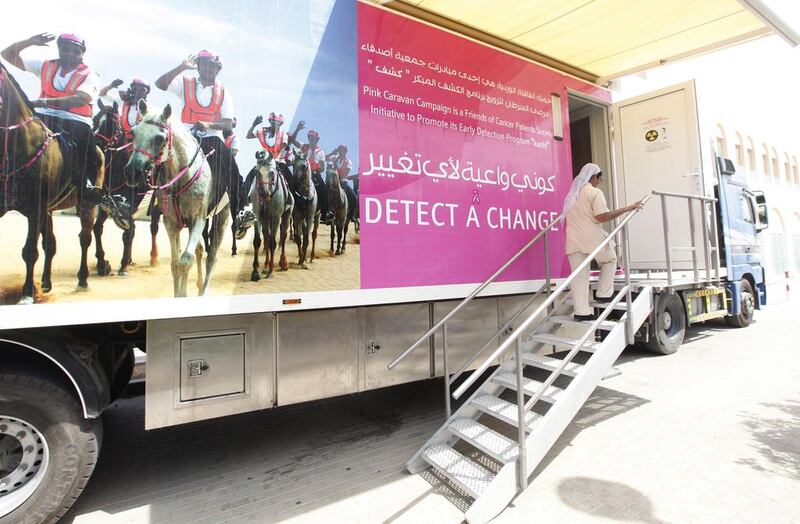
top-left (710, 200), bottom-right (722, 281)
top-left (660, 194), bottom-right (673, 286)
top-left (544, 231), bottom-right (552, 313)
top-left (687, 198), bottom-right (700, 283)
top-left (623, 223), bottom-right (634, 345)
top-left (442, 323), bottom-right (451, 419)
top-left (701, 200), bottom-right (712, 283)
top-left (514, 338), bottom-right (527, 490)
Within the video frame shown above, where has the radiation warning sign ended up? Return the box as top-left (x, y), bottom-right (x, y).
top-left (641, 116), bottom-right (671, 152)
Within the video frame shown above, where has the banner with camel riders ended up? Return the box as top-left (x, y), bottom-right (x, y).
top-left (0, 0), bottom-right (607, 313)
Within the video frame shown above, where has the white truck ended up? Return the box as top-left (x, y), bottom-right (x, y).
top-left (0, 1), bottom-right (781, 522)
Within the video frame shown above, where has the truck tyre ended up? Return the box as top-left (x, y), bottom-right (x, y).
top-left (0, 372), bottom-right (101, 524)
top-left (644, 293), bottom-right (686, 355)
top-left (725, 279), bottom-right (755, 328)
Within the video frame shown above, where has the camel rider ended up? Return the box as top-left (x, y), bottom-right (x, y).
top-left (234, 113), bottom-right (304, 237)
top-left (155, 50), bottom-right (242, 220)
top-left (327, 144), bottom-right (357, 214)
top-left (287, 123), bottom-right (330, 224)
top-left (99, 78), bottom-right (151, 142)
top-left (1, 33), bottom-right (120, 216)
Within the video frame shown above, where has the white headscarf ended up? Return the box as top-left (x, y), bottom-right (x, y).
top-left (562, 163), bottom-right (601, 215)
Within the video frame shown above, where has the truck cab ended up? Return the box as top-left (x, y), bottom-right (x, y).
top-left (715, 156), bottom-right (769, 323)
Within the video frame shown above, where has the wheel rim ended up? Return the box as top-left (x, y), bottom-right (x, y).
top-left (661, 299), bottom-right (684, 341)
top-left (662, 311), bottom-right (673, 331)
top-left (742, 290), bottom-right (755, 318)
top-left (0, 416), bottom-right (49, 518)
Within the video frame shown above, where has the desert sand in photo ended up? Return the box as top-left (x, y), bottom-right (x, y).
top-left (0, 211), bottom-right (360, 305)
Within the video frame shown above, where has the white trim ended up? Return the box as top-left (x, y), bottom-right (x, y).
top-left (0, 279), bottom-right (553, 331)
top-left (0, 338), bottom-right (91, 419)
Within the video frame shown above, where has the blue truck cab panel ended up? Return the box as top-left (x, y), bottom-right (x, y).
top-left (714, 156), bottom-right (769, 313)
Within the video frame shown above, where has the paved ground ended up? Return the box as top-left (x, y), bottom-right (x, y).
top-left (64, 295), bottom-right (800, 524)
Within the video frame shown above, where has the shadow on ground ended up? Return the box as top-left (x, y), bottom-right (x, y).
top-left (737, 398), bottom-right (800, 481)
top-left (556, 477), bottom-right (669, 524)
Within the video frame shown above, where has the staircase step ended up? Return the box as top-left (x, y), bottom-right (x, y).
top-left (492, 372), bottom-right (563, 402)
top-left (521, 353), bottom-right (584, 377)
top-left (549, 315), bottom-right (618, 330)
top-left (565, 298), bottom-right (629, 310)
top-left (421, 444), bottom-right (494, 498)
top-left (529, 333), bottom-right (601, 352)
top-left (449, 418), bottom-right (518, 463)
top-left (472, 395), bottom-right (544, 432)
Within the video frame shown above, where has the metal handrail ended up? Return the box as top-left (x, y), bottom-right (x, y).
top-left (452, 193), bottom-right (652, 400)
top-left (387, 213), bottom-right (566, 371)
top-left (448, 281), bottom-right (549, 382)
top-left (523, 285), bottom-right (630, 413)
top-left (651, 190), bottom-right (720, 286)
top-left (651, 190), bottom-right (716, 202)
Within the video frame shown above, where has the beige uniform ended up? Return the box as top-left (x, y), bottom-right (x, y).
top-left (566, 184), bottom-right (617, 316)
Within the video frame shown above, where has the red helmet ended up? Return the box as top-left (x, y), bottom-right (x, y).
top-left (307, 130), bottom-right (320, 139)
top-left (196, 50), bottom-right (222, 69)
top-left (268, 112), bottom-right (284, 123)
top-left (57, 33), bottom-right (86, 51)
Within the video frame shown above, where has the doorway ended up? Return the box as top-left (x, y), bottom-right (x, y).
top-left (568, 94), bottom-right (612, 205)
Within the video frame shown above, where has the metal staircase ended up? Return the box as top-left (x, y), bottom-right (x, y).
top-left (388, 194), bottom-right (653, 523)
top-left (409, 286), bottom-right (652, 523)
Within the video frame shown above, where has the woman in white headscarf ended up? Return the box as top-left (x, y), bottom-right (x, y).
top-left (564, 163), bottom-right (643, 320)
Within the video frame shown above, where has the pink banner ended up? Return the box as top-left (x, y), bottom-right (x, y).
top-left (358, 3), bottom-right (608, 289)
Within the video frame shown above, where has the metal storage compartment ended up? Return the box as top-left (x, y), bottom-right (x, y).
top-left (179, 333), bottom-right (245, 402)
top-left (433, 297), bottom-right (500, 376)
top-left (360, 302), bottom-right (432, 390)
top-left (145, 314), bottom-right (273, 429)
top-left (276, 307), bottom-right (360, 405)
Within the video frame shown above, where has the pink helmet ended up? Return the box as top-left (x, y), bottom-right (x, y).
top-left (268, 112), bottom-right (284, 123)
top-left (196, 50), bottom-right (222, 68)
top-left (130, 78), bottom-right (150, 92)
top-left (57, 33), bottom-right (86, 51)
top-left (307, 130), bottom-right (320, 139)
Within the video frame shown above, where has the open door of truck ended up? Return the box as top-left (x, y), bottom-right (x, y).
top-left (611, 80), bottom-right (711, 272)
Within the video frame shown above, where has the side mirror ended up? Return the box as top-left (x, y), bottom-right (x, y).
top-left (717, 156), bottom-right (736, 176)
top-left (752, 190), bottom-right (768, 231)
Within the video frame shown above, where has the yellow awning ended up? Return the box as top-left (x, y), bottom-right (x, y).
top-left (378, 0), bottom-right (780, 83)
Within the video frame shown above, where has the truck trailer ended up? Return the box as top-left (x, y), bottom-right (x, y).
top-left (0, 1), bottom-right (781, 522)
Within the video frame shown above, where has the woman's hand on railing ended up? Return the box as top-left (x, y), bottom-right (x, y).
top-left (626, 200), bottom-right (645, 212)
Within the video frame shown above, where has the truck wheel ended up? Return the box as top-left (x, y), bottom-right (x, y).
top-left (0, 372), bottom-right (101, 524)
top-left (644, 293), bottom-right (686, 355)
top-left (725, 279), bottom-right (755, 328)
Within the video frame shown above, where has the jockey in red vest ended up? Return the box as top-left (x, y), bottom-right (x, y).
top-left (287, 122), bottom-right (331, 223)
top-left (156, 50), bottom-right (244, 247)
top-left (1, 32), bottom-right (118, 213)
top-left (327, 144), bottom-right (358, 217)
top-left (99, 78), bottom-right (150, 141)
top-left (234, 113), bottom-right (305, 237)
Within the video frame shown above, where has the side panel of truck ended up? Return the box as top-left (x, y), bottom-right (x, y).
top-left (0, 0), bottom-right (611, 330)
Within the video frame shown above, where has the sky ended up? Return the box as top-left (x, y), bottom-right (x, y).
top-left (614, 33), bottom-right (800, 153)
top-left (0, 0), bottom-right (358, 175)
